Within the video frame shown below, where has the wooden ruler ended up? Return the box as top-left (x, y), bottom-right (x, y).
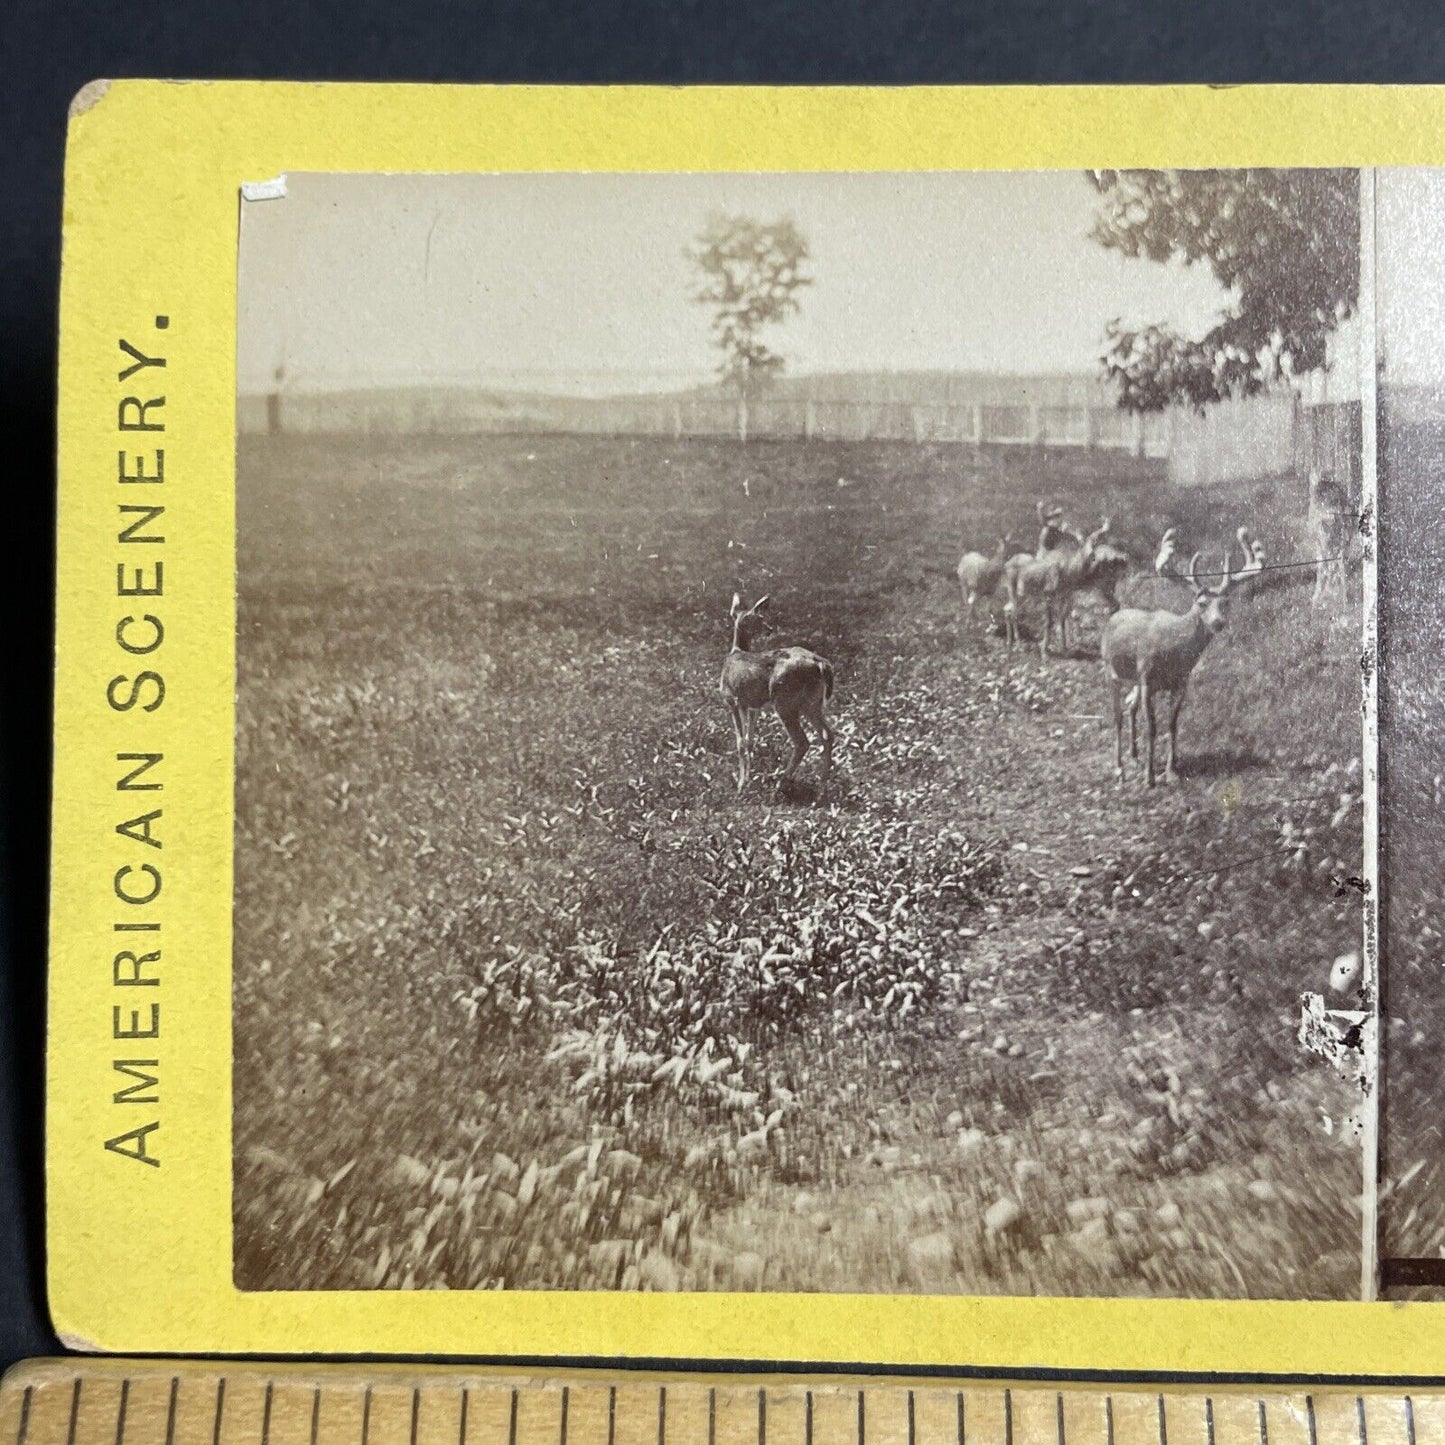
top-left (0, 1360), bottom-right (1437, 1445)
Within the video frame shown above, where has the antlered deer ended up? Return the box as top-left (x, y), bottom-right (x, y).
top-left (1101, 529), bottom-right (1263, 786)
top-left (720, 594), bottom-right (836, 797)
top-left (1003, 517), bottom-right (1115, 658)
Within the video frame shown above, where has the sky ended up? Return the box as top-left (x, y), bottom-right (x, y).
top-left (237, 170), bottom-right (1236, 396)
top-left (1378, 170), bottom-right (1445, 388)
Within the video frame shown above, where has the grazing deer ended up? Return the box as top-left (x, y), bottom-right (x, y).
top-left (1307, 469), bottom-right (1352, 608)
top-left (1101, 529), bottom-right (1263, 786)
top-left (1003, 518), bottom-right (1113, 659)
top-left (956, 536), bottom-right (1011, 628)
top-left (720, 594), bottom-right (836, 797)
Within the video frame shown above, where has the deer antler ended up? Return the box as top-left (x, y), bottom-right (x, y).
top-left (1154, 527), bottom-right (1179, 577)
top-left (1185, 550), bottom-right (1205, 592)
top-left (1238, 526), bottom-right (1266, 577)
top-left (1208, 549), bottom-right (1234, 596)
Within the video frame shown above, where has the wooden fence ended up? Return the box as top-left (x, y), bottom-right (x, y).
top-left (240, 387), bottom-right (1360, 494)
top-left (1167, 396), bottom-right (1361, 499)
top-left (241, 389), bottom-right (1172, 456)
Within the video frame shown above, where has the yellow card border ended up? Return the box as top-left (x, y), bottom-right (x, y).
top-left (48, 79), bottom-right (1429, 1371)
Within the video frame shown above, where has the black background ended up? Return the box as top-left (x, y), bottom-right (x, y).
top-left (4, 0), bottom-right (1445, 1373)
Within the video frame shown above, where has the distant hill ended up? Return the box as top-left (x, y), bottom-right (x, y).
top-left (241, 368), bottom-right (1116, 418)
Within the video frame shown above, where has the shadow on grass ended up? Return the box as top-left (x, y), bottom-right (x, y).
top-left (1176, 748), bottom-right (1273, 780)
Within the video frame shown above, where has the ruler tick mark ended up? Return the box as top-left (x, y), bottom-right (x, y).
top-left (1056, 1393), bottom-right (1065, 1445)
top-left (1105, 1396), bottom-right (1114, 1445)
top-left (1005, 1390), bottom-right (1013, 1445)
top-left (1157, 1395), bottom-right (1166, 1445)
top-left (213, 1379), bottom-right (226, 1445)
top-left (1305, 1397), bottom-right (1316, 1445)
top-left (1257, 1400), bottom-right (1267, 1445)
top-left (805, 1393), bottom-right (813, 1445)
top-left (608, 1389), bottom-right (616, 1445)
top-left (1356, 1397), bottom-right (1368, 1445)
top-left (857, 1391), bottom-right (865, 1445)
top-left (410, 1391), bottom-right (420, 1445)
top-left (66, 1379), bottom-right (82, 1445)
top-left (707, 1391), bottom-right (714, 1445)
top-left (658, 1388), bottom-right (667, 1445)
top-left (115, 1381), bottom-right (130, 1445)
top-left (907, 1392), bottom-right (915, 1445)
top-left (310, 1390), bottom-right (320, 1445)
top-left (165, 1382), bottom-right (179, 1445)
top-left (262, 1384), bottom-right (274, 1445)
top-left (459, 1389), bottom-right (469, 1445)
top-left (1204, 1400), bottom-right (1214, 1445)
top-left (510, 1390), bottom-right (519, 1445)
top-left (1405, 1396), bottom-right (1416, 1445)
top-left (756, 1390), bottom-right (764, 1445)
top-left (361, 1388), bottom-right (372, 1445)
top-left (16, 1387), bottom-right (31, 1445)
top-left (956, 1392), bottom-right (965, 1445)
top-left (560, 1389), bottom-right (569, 1445)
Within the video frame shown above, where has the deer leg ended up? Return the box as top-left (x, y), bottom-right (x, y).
top-left (1127, 686), bottom-right (1139, 759)
top-left (807, 695), bottom-right (834, 798)
top-left (1165, 687), bottom-right (1186, 784)
top-left (1109, 675), bottom-right (1125, 785)
top-left (1142, 681), bottom-right (1158, 787)
top-left (728, 701), bottom-right (748, 794)
top-left (776, 704), bottom-right (810, 797)
top-left (1003, 596), bottom-right (1016, 649)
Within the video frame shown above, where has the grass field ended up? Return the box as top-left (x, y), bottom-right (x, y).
top-left (233, 430), bottom-right (1364, 1299)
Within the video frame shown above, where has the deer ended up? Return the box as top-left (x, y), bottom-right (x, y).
top-left (720, 594), bottom-right (835, 798)
top-left (1003, 517), bottom-right (1114, 659)
top-left (1101, 527), bottom-right (1264, 787)
top-left (956, 536), bottom-right (1012, 628)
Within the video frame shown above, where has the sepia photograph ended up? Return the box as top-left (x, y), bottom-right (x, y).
top-left (1376, 168), bottom-right (1445, 1291)
top-left (232, 168), bottom-right (1367, 1299)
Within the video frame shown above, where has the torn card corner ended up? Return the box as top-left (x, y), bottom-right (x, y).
top-left (68, 79), bottom-right (113, 121)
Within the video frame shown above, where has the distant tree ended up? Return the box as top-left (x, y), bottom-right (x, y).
top-left (1087, 169), bottom-right (1359, 412)
top-left (687, 214), bottom-right (811, 435)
